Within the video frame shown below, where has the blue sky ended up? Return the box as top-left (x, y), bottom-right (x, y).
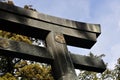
top-left (12, 0), bottom-right (120, 69)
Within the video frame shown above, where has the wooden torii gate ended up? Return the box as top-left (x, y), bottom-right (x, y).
top-left (0, 2), bottom-right (106, 80)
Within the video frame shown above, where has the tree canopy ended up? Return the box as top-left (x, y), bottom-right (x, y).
top-left (0, 30), bottom-right (54, 80)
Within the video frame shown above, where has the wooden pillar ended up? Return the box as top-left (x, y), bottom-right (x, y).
top-left (46, 32), bottom-right (78, 80)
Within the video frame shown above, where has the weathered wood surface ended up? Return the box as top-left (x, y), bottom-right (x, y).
top-left (0, 2), bottom-right (101, 36)
top-left (71, 53), bottom-right (106, 72)
top-left (0, 2), bottom-right (101, 49)
top-left (0, 38), bottom-right (53, 64)
top-left (0, 38), bottom-right (106, 73)
top-left (0, 10), bottom-right (96, 49)
top-left (46, 32), bottom-right (77, 80)
top-left (0, 2), bottom-right (106, 80)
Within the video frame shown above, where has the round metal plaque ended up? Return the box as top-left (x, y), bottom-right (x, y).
top-left (55, 34), bottom-right (65, 44)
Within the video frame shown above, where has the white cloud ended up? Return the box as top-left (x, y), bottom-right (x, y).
top-left (109, 44), bottom-right (120, 69)
top-left (14, 0), bottom-right (90, 21)
top-left (118, 21), bottom-right (120, 31)
top-left (44, 0), bottom-right (90, 21)
top-left (88, 0), bottom-right (120, 69)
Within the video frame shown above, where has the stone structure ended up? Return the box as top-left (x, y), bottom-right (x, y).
top-left (0, 2), bottom-right (106, 80)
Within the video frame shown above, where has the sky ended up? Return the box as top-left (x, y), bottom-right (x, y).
top-left (11, 0), bottom-right (120, 70)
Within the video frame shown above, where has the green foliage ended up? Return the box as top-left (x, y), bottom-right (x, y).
top-left (89, 52), bottom-right (105, 59)
top-left (113, 58), bottom-right (120, 80)
top-left (0, 30), bottom-right (54, 80)
top-left (0, 30), bottom-right (32, 44)
top-left (0, 73), bottom-right (16, 80)
top-left (14, 60), bottom-right (54, 80)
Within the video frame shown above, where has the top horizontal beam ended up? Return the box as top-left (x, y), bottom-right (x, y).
top-left (0, 9), bottom-right (97, 49)
top-left (0, 2), bottom-right (101, 48)
top-left (0, 2), bottom-right (101, 37)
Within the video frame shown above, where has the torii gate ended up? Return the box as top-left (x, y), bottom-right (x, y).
top-left (0, 2), bottom-right (106, 80)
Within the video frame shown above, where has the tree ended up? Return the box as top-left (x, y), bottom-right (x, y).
top-left (0, 30), bottom-right (54, 80)
top-left (111, 58), bottom-right (120, 80)
top-left (0, 73), bottom-right (16, 80)
top-left (14, 60), bottom-right (54, 80)
top-left (78, 70), bottom-right (97, 80)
